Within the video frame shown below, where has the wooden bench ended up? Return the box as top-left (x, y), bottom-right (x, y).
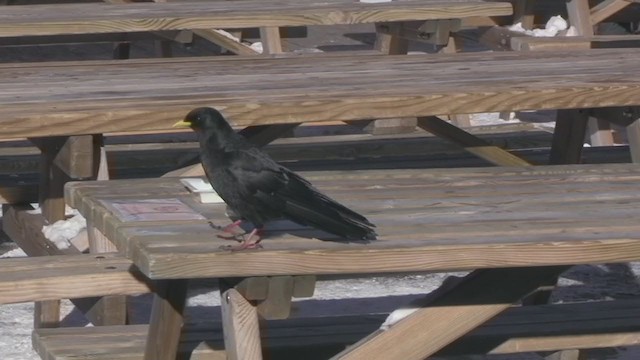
top-left (31, 299), bottom-right (640, 359)
top-left (0, 0), bottom-right (513, 55)
top-left (57, 163), bottom-right (640, 359)
top-left (0, 253), bottom-right (150, 305)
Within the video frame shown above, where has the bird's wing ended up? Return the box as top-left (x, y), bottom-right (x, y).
top-left (224, 147), bottom-right (288, 197)
top-left (224, 147), bottom-right (375, 239)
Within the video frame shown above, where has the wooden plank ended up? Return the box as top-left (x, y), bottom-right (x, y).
top-left (333, 266), bottom-right (568, 359)
top-left (87, 220), bottom-right (128, 326)
top-left (80, 162), bottom-right (640, 278)
top-left (260, 26), bottom-right (284, 54)
top-left (257, 276), bottom-right (295, 320)
top-left (0, 31), bottom-right (191, 47)
top-left (590, 0), bottom-right (632, 25)
top-left (34, 301), bottom-right (61, 329)
top-left (511, 34), bottom-right (640, 50)
top-left (587, 116), bottom-right (614, 146)
top-left (512, 0), bottom-right (536, 29)
top-left (1, 204), bottom-right (70, 258)
top-left (367, 22), bottom-right (414, 135)
top-left (566, 0), bottom-right (594, 37)
top-left (416, 116), bottom-right (531, 166)
top-left (144, 279), bottom-right (189, 360)
top-left (549, 109), bottom-right (589, 164)
top-left (292, 275), bottom-right (316, 298)
top-left (0, 253), bottom-right (151, 305)
top-left (221, 288), bottom-right (263, 360)
top-left (220, 277), bottom-right (270, 301)
top-left (238, 123), bottom-right (302, 147)
top-left (192, 29), bottom-right (260, 56)
top-left (0, 49), bottom-right (636, 139)
top-left (0, 0), bottom-right (514, 37)
top-left (627, 116), bottom-right (640, 163)
top-left (31, 298), bottom-right (640, 359)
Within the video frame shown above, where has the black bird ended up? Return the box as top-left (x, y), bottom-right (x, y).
top-left (173, 107), bottom-right (376, 250)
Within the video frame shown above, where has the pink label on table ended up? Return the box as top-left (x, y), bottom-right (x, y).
top-left (101, 198), bottom-right (206, 222)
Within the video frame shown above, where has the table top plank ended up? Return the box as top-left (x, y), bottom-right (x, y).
top-left (65, 164), bottom-right (640, 279)
top-left (0, 49), bottom-right (639, 139)
top-left (0, 0), bottom-right (513, 37)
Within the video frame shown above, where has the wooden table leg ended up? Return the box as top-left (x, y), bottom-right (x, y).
top-left (549, 109), bottom-right (589, 165)
top-left (360, 22), bottom-right (416, 135)
top-left (27, 135), bottom-right (101, 328)
top-left (332, 266), bottom-right (569, 360)
top-left (260, 26), bottom-right (284, 54)
top-left (626, 111), bottom-right (640, 163)
top-left (221, 288), bottom-right (263, 360)
top-left (144, 279), bottom-right (189, 360)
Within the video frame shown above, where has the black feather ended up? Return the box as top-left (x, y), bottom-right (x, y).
top-left (182, 107), bottom-right (376, 240)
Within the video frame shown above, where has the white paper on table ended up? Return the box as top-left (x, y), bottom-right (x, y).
top-left (180, 178), bottom-right (225, 204)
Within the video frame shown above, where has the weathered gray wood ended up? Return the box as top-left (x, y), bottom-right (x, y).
top-left (549, 109), bottom-right (589, 164)
top-left (626, 115), bottom-right (640, 163)
top-left (87, 221), bottom-right (128, 326)
top-left (0, 0), bottom-right (514, 37)
top-left (566, 0), bottom-right (594, 37)
top-left (144, 279), bottom-right (189, 360)
top-left (333, 266), bottom-right (569, 359)
top-left (257, 276), bottom-right (295, 320)
top-left (0, 49), bottom-right (639, 139)
top-left (221, 289), bottom-right (262, 360)
top-left (31, 298), bottom-right (640, 359)
top-left (66, 164), bottom-right (640, 279)
top-left (0, 253), bottom-right (151, 305)
top-left (417, 116), bottom-right (531, 166)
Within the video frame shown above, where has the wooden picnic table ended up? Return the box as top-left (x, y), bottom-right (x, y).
top-left (63, 163), bottom-right (640, 359)
top-left (0, 48), bottom-right (638, 139)
top-left (0, 0), bottom-right (513, 37)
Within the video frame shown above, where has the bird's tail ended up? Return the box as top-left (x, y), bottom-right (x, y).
top-left (280, 172), bottom-right (377, 240)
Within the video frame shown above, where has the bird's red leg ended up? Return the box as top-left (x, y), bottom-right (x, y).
top-left (217, 220), bottom-right (243, 241)
top-left (229, 227), bottom-right (264, 251)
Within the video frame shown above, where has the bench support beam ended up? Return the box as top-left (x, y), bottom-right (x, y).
top-left (416, 116), bottom-right (531, 166)
top-left (333, 266), bottom-right (569, 360)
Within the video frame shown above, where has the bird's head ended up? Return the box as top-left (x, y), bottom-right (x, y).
top-left (173, 107), bottom-right (232, 133)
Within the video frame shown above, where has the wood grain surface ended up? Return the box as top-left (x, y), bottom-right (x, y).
top-left (0, 253), bottom-right (151, 305)
top-left (0, 0), bottom-right (513, 37)
top-left (0, 49), bottom-right (638, 139)
top-left (65, 163), bottom-right (640, 279)
top-left (31, 298), bottom-right (640, 359)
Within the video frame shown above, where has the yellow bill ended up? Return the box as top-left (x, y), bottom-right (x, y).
top-left (172, 120), bottom-right (191, 128)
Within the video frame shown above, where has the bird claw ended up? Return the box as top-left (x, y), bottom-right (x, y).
top-left (216, 233), bottom-right (243, 242)
top-left (219, 241), bottom-right (263, 251)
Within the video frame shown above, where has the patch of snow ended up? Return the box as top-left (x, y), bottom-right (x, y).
top-left (293, 48), bottom-right (324, 54)
top-left (380, 307), bottom-right (419, 330)
top-left (0, 248), bottom-right (26, 258)
top-left (508, 15), bottom-right (569, 37)
top-left (249, 42), bottom-right (263, 54)
top-left (41, 210), bottom-right (86, 250)
top-left (566, 25), bottom-right (580, 37)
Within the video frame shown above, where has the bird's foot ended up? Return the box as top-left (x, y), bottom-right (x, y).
top-left (213, 220), bottom-right (245, 242)
top-left (221, 220), bottom-right (243, 233)
top-left (217, 232), bottom-right (245, 242)
top-left (219, 228), bottom-right (263, 251)
top-left (219, 239), bottom-right (263, 251)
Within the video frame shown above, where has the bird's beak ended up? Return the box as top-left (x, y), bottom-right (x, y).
top-left (172, 120), bottom-right (191, 128)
